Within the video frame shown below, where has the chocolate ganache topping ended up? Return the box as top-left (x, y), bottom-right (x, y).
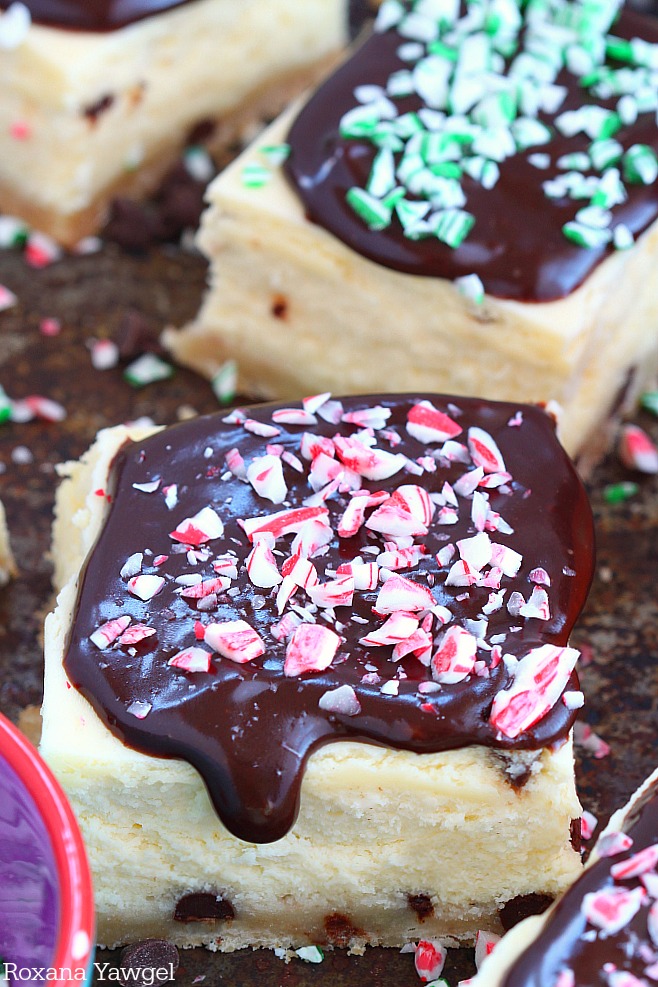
top-left (64, 394), bottom-right (594, 843)
top-left (0, 0), bottom-right (194, 30)
top-left (501, 773), bottom-right (658, 986)
top-left (284, 0), bottom-right (658, 302)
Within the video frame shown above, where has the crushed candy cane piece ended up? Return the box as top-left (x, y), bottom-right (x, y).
top-left (375, 573), bottom-right (435, 613)
top-left (432, 626), bottom-right (477, 684)
top-left (490, 645), bottom-right (580, 739)
top-left (117, 624), bottom-right (157, 646)
top-left (170, 506), bottom-right (224, 545)
top-left (474, 931), bottom-right (500, 970)
top-left (245, 538), bottom-right (282, 588)
top-left (205, 620), bottom-right (266, 663)
top-left (618, 424), bottom-right (658, 474)
top-left (168, 647), bottom-right (212, 673)
top-left (0, 284), bottom-right (18, 312)
top-left (407, 401), bottom-right (462, 444)
top-left (284, 623), bottom-right (341, 676)
top-left (414, 940), bottom-right (447, 983)
top-left (91, 339), bottom-right (120, 370)
top-left (89, 615), bottom-right (131, 650)
top-left (247, 453), bottom-right (287, 503)
top-left (126, 700), bottom-right (152, 719)
top-left (318, 683), bottom-right (361, 716)
top-left (610, 845), bottom-right (658, 880)
top-left (596, 831), bottom-right (632, 857)
top-left (468, 427), bottom-right (506, 473)
top-left (127, 574), bottom-right (165, 601)
top-left (240, 505), bottom-right (329, 543)
top-left (581, 886), bottom-right (646, 935)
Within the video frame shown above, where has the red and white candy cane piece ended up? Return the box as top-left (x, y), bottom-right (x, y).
top-left (457, 531), bottom-right (492, 570)
top-left (89, 615), bottom-right (131, 649)
top-left (407, 401), bottom-right (462, 444)
top-left (282, 554), bottom-right (319, 591)
top-left (213, 556), bottom-right (239, 579)
top-left (474, 931), bottom-right (500, 970)
top-left (127, 574), bottom-right (165, 601)
top-left (300, 431), bottom-right (335, 461)
top-left (360, 611), bottom-right (419, 647)
top-left (243, 418), bottom-right (281, 439)
top-left (365, 501), bottom-right (428, 538)
top-left (341, 405), bottom-right (391, 429)
top-left (205, 619), bottom-right (266, 663)
top-left (610, 844), bottom-right (658, 880)
top-left (519, 585), bottom-right (551, 621)
top-left (414, 940), bottom-right (447, 982)
top-left (391, 484), bottom-right (435, 526)
top-left (180, 577), bottom-right (230, 599)
top-left (444, 560), bottom-right (479, 587)
top-left (392, 627), bottom-right (433, 663)
top-left (468, 427), bottom-right (506, 473)
top-left (225, 447), bottom-right (247, 480)
top-left (596, 830), bottom-right (631, 856)
top-left (554, 972), bottom-right (575, 987)
top-left (490, 645), bottom-right (580, 739)
top-left (0, 284), bottom-right (17, 312)
top-left (271, 407), bottom-right (318, 426)
top-left (318, 683), bottom-right (361, 716)
top-left (378, 545), bottom-right (424, 570)
top-left (290, 518), bottom-right (334, 558)
top-left (308, 574), bottom-right (354, 609)
top-left (490, 542), bottom-right (523, 578)
top-left (432, 625), bottom-right (477, 684)
top-left (245, 537), bottom-right (282, 588)
top-left (333, 435), bottom-right (406, 480)
top-left (170, 505), bottom-right (224, 545)
top-left (529, 567), bottom-right (551, 586)
top-left (24, 395), bottom-right (67, 422)
top-left (374, 574), bottom-right (435, 614)
top-left (581, 886), bottom-right (646, 935)
top-left (239, 505), bottom-right (329, 543)
top-left (246, 454), bottom-right (287, 504)
top-left (309, 451), bottom-right (343, 490)
top-left (168, 647), bottom-right (212, 673)
top-left (283, 623), bottom-right (341, 676)
top-left (338, 560), bottom-right (379, 591)
top-left (619, 424), bottom-right (658, 474)
top-left (271, 611), bottom-right (303, 642)
top-left (453, 466), bottom-right (484, 498)
top-left (302, 392), bottom-right (332, 415)
top-left (117, 624), bottom-right (157, 646)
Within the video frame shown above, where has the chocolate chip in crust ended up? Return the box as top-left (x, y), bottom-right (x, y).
top-left (173, 891), bottom-right (235, 923)
top-left (498, 892), bottom-right (554, 931)
top-left (407, 892), bottom-right (435, 922)
top-left (323, 912), bottom-right (365, 947)
top-left (120, 939), bottom-right (179, 984)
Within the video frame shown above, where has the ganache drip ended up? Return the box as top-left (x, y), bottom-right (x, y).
top-left (501, 776), bottom-right (658, 986)
top-left (63, 394), bottom-right (594, 843)
top-left (284, 1), bottom-right (658, 302)
top-left (0, 0), bottom-right (194, 31)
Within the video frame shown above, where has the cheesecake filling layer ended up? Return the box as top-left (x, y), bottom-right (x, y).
top-left (284, 0), bottom-right (658, 301)
top-left (0, 0), bottom-right (196, 30)
top-left (63, 394), bottom-right (594, 844)
top-left (501, 774), bottom-right (658, 986)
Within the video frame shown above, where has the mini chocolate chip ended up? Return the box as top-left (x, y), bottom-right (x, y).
top-left (498, 893), bottom-right (554, 931)
top-left (407, 892), bottom-right (435, 922)
top-left (174, 891), bottom-right (235, 923)
top-left (271, 295), bottom-right (289, 320)
top-left (120, 939), bottom-right (179, 985)
top-left (323, 912), bottom-right (365, 947)
top-left (570, 816), bottom-right (583, 854)
top-left (84, 94), bottom-right (114, 123)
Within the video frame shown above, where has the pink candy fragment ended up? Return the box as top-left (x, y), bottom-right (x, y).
top-left (432, 626), bottom-right (477, 684)
top-left (284, 623), bottom-right (341, 676)
top-left (474, 930), bottom-right (500, 970)
top-left (360, 612), bottom-right (419, 647)
top-left (318, 683), bottom-right (361, 716)
top-left (619, 424), bottom-right (658, 474)
top-left (468, 427), bottom-right (506, 473)
top-left (168, 647), bottom-right (212, 673)
top-left (414, 940), bottom-right (447, 982)
top-left (240, 505), bottom-right (329, 543)
top-left (180, 577), bottom-right (230, 599)
top-left (581, 886), bottom-right (646, 935)
top-left (89, 615), bottom-right (131, 650)
top-left (407, 401), bottom-right (463, 444)
top-left (308, 574), bottom-right (354, 609)
top-left (117, 624), bottom-right (157, 646)
top-left (490, 644), bottom-right (580, 738)
top-left (170, 506), bottom-right (224, 546)
top-left (127, 574), bottom-right (165, 602)
top-left (374, 574), bottom-right (435, 614)
top-left (205, 619), bottom-right (266, 663)
top-left (271, 407), bottom-right (318, 426)
top-left (610, 844), bottom-right (658, 880)
top-left (245, 537), bottom-right (282, 588)
top-left (246, 454), bottom-right (287, 504)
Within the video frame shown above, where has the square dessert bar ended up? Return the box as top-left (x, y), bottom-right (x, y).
top-left (42, 393), bottom-right (594, 950)
top-left (0, 0), bottom-right (347, 245)
top-left (471, 766), bottom-right (658, 986)
top-left (166, 0), bottom-right (658, 459)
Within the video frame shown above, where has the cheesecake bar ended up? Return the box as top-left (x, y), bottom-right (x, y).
top-left (0, 499), bottom-right (16, 585)
top-left (165, 0), bottom-right (658, 458)
top-left (42, 393), bottom-right (594, 950)
top-left (471, 766), bottom-right (658, 986)
top-left (0, 0), bottom-right (347, 245)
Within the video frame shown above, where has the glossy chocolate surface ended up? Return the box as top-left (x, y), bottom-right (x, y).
top-left (63, 395), bottom-right (594, 843)
top-left (285, 7), bottom-right (658, 302)
top-left (502, 776), bottom-right (658, 986)
top-left (0, 0), bottom-right (193, 30)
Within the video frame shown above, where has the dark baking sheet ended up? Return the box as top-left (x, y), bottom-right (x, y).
top-left (0, 3), bottom-right (657, 981)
